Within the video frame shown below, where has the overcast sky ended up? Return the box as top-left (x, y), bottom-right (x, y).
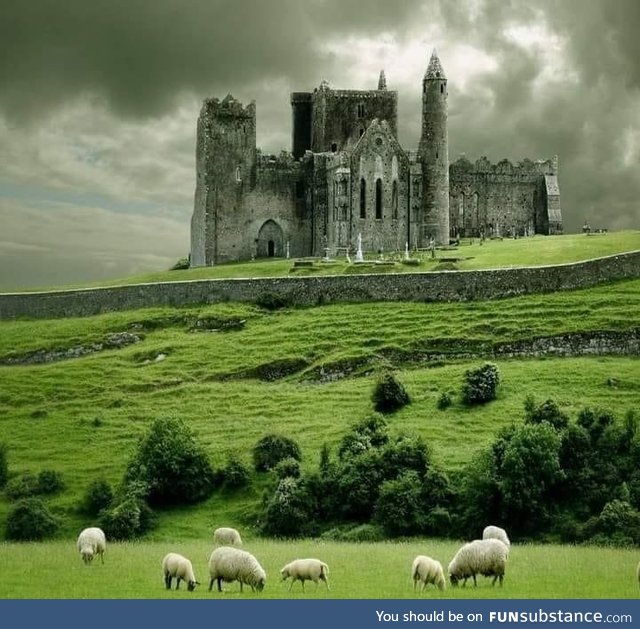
top-left (1, 0), bottom-right (639, 290)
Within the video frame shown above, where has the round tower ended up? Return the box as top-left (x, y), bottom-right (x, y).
top-left (418, 49), bottom-right (449, 245)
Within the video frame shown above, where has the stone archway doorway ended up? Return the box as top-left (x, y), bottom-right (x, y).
top-left (257, 220), bottom-right (283, 258)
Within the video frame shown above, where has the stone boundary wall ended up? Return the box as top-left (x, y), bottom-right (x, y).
top-left (1, 251), bottom-right (638, 320)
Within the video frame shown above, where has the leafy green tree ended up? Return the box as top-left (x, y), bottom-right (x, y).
top-left (253, 434), bottom-right (301, 472)
top-left (372, 371), bottom-right (410, 414)
top-left (6, 498), bottom-right (59, 541)
top-left (461, 362), bottom-right (500, 405)
top-left (125, 417), bottom-right (215, 506)
top-left (375, 471), bottom-right (424, 536)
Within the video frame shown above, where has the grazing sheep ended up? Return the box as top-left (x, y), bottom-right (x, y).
top-left (448, 539), bottom-right (508, 587)
top-left (213, 527), bottom-right (243, 546)
top-left (162, 553), bottom-right (199, 592)
top-left (208, 546), bottom-right (266, 593)
top-left (280, 558), bottom-right (330, 591)
top-left (76, 527), bottom-right (106, 565)
top-left (482, 525), bottom-right (511, 553)
top-left (411, 555), bottom-right (446, 591)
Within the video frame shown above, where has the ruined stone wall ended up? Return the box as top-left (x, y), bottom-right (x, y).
top-left (311, 87), bottom-right (398, 154)
top-left (191, 96), bottom-right (257, 265)
top-left (2, 252), bottom-right (638, 320)
top-left (449, 156), bottom-right (559, 237)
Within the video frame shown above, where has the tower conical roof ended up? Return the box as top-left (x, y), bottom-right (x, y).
top-left (377, 69), bottom-right (387, 90)
top-left (424, 49), bottom-right (446, 80)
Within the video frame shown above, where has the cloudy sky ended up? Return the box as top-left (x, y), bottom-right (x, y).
top-left (1, 0), bottom-right (639, 290)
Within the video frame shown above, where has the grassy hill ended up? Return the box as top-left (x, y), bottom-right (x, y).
top-left (8, 230), bottom-right (640, 292)
top-left (1, 269), bottom-right (639, 540)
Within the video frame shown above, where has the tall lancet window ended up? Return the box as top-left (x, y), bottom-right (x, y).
top-left (375, 179), bottom-right (383, 219)
top-left (360, 178), bottom-right (366, 218)
top-left (392, 181), bottom-right (398, 219)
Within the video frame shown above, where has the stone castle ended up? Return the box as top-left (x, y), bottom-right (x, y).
top-left (190, 51), bottom-right (562, 265)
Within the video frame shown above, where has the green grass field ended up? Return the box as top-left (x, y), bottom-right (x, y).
top-left (0, 234), bottom-right (639, 600)
top-left (7, 230), bottom-right (640, 292)
top-left (0, 539), bottom-right (638, 599)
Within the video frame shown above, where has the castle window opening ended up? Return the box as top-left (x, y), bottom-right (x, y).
top-left (375, 137), bottom-right (383, 147)
top-left (360, 178), bottom-right (366, 218)
top-left (357, 103), bottom-right (366, 118)
top-left (331, 142), bottom-right (337, 152)
top-left (375, 178), bottom-right (383, 219)
top-left (235, 166), bottom-right (241, 182)
top-left (359, 128), bottom-right (364, 137)
top-left (392, 180), bottom-right (398, 219)
top-left (440, 83), bottom-right (444, 93)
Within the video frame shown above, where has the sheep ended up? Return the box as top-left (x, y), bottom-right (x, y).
top-left (280, 558), bottom-right (330, 591)
top-left (76, 527), bottom-right (106, 565)
top-left (482, 525), bottom-right (511, 553)
top-left (448, 539), bottom-right (508, 587)
top-left (213, 527), bottom-right (243, 546)
top-left (411, 555), bottom-right (446, 591)
top-left (208, 546), bottom-right (266, 593)
top-left (162, 553), bottom-right (200, 592)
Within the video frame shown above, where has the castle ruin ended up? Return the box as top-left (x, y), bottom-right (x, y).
top-left (190, 51), bottom-right (562, 266)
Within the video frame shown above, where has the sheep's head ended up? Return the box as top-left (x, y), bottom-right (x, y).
top-left (280, 567), bottom-right (290, 581)
top-left (255, 577), bottom-right (265, 592)
top-left (81, 547), bottom-right (94, 564)
top-left (187, 580), bottom-right (200, 592)
top-left (449, 573), bottom-right (459, 587)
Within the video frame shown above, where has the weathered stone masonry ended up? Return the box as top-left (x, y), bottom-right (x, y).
top-left (191, 50), bottom-right (563, 267)
top-left (1, 252), bottom-right (637, 320)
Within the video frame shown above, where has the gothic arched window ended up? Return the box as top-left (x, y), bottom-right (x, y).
top-left (360, 178), bottom-right (366, 218)
top-left (392, 180), bottom-right (398, 219)
top-left (375, 179), bottom-right (383, 219)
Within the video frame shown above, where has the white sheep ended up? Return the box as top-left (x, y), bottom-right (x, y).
top-left (213, 526), bottom-right (243, 546)
top-left (162, 552), bottom-right (199, 592)
top-left (411, 555), bottom-right (446, 591)
top-left (76, 527), bottom-right (106, 565)
top-left (208, 546), bottom-right (266, 593)
top-left (280, 558), bottom-right (330, 591)
top-left (482, 525), bottom-right (511, 553)
top-left (448, 539), bottom-right (508, 587)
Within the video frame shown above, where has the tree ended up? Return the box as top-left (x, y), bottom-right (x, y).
top-left (461, 363), bottom-right (500, 405)
top-left (372, 372), bottom-right (410, 414)
top-left (125, 417), bottom-right (215, 506)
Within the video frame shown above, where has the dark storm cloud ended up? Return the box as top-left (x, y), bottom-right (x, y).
top-left (0, 0), bottom-right (426, 121)
top-left (437, 0), bottom-right (640, 231)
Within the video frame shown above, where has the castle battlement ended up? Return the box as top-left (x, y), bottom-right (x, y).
top-left (451, 155), bottom-right (558, 176)
top-left (200, 94), bottom-right (255, 118)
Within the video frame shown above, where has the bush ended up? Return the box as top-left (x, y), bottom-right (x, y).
top-left (461, 362), bottom-right (500, 405)
top-left (375, 471), bottom-right (425, 536)
top-left (253, 434), bottom-right (301, 472)
top-left (338, 416), bottom-right (388, 460)
top-left (99, 498), bottom-right (146, 540)
top-left (37, 470), bottom-right (65, 495)
top-left (5, 498), bottom-right (59, 541)
top-left (437, 391), bottom-right (453, 410)
top-left (255, 292), bottom-right (289, 311)
top-left (274, 457), bottom-right (301, 479)
top-left (0, 443), bottom-right (7, 488)
top-left (170, 257), bottom-right (190, 270)
top-left (320, 523), bottom-right (384, 542)
top-left (525, 398), bottom-right (569, 431)
top-left (124, 417), bottom-right (215, 506)
top-left (5, 473), bottom-right (39, 500)
top-left (220, 454), bottom-right (251, 489)
top-left (262, 477), bottom-right (316, 537)
top-left (372, 371), bottom-right (410, 413)
top-left (82, 479), bottom-right (114, 516)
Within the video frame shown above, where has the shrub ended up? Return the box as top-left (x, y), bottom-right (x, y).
top-left (253, 434), bottom-right (301, 472)
top-left (82, 479), bottom-right (114, 516)
top-left (274, 456), bottom-right (301, 480)
top-left (321, 523), bottom-right (384, 542)
top-left (170, 257), bottom-right (190, 270)
top-left (220, 454), bottom-right (251, 490)
top-left (255, 292), bottom-right (289, 311)
top-left (5, 473), bottom-right (39, 500)
top-left (262, 477), bottom-right (315, 537)
top-left (124, 417), bottom-right (215, 506)
top-left (525, 398), bottom-right (569, 431)
top-left (338, 416), bottom-right (388, 460)
top-left (437, 391), bottom-right (453, 410)
top-left (99, 482), bottom-right (156, 540)
top-left (5, 498), bottom-right (59, 540)
top-left (372, 371), bottom-right (410, 413)
top-left (375, 471), bottom-right (425, 536)
top-left (461, 362), bottom-right (500, 405)
top-left (37, 470), bottom-right (65, 495)
top-left (0, 443), bottom-right (7, 488)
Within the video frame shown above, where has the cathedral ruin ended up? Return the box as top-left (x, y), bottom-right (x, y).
top-left (190, 51), bottom-right (562, 266)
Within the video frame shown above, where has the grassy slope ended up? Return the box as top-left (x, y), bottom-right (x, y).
top-left (0, 275), bottom-right (639, 540)
top-left (6, 231), bottom-right (640, 292)
top-left (0, 539), bottom-right (638, 598)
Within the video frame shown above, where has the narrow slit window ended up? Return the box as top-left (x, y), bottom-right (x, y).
top-left (375, 178), bottom-right (383, 219)
top-left (360, 178), bottom-right (366, 218)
